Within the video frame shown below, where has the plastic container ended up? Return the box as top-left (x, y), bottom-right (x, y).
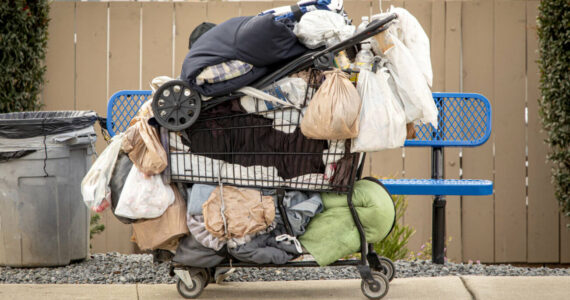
top-left (356, 16), bottom-right (371, 44)
top-left (355, 43), bottom-right (374, 71)
top-left (0, 111), bottom-right (97, 267)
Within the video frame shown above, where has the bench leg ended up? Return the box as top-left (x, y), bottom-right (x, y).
top-left (432, 195), bottom-right (446, 264)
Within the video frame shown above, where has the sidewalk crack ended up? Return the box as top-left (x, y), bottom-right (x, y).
top-left (459, 276), bottom-right (476, 300)
top-left (136, 283), bottom-right (140, 300)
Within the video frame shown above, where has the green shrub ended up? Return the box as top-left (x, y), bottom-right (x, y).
top-left (537, 0), bottom-right (570, 218)
top-left (0, 0), bottom-right (49, 113)
top-left (373, 194), bottom-right (415, 261)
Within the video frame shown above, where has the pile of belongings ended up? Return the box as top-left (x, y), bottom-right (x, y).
top-left (80, 2), bottom-right (433, 268)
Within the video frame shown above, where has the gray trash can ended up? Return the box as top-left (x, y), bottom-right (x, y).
top-left (0, 111), bottom-right (98, 267)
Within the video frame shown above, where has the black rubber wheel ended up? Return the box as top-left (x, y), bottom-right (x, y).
top-left (152, 80), bottom-right (201, 131)
top-left (379, 257), bottom-right (395, 282)
top-left (361, 271), bottom-right (389, 300)
top-left (176, 274), bottom-right (205, 299)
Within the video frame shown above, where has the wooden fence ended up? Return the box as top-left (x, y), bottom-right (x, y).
top-left (42, 0), bottom-right (570, 263)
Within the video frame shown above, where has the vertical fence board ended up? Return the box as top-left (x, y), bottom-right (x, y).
top-left (562, 216), bottom-right (570, 263)
top-left (174, 2), bottom-right (207, 79)
top-left (142, 2), bottom-right (174, 85)
top-left (240, 1), bottom-right (274, 17)
top-left (76, 2), bottom-right (108, 153)
top-left (43, 2), bottom-right (75, 111)
top-left (493, 0), bottom-right (527, 262)
top-left (430, 0), bottom-right (445, 93)
top-left (526, 1), bottom-right (559, 263)
top-left (442, 1), bottom-right (462, 263)
top-left (105, 2), bottom-right (142, 254)
top-left (207, 2), bottom-right (240, 24)
top-left (461, 0), bottom-right (495, 263)
top-left (400, 0), bottom-right (433, 255)
top-left (76, 2), bottom-right (109, 254)
top-left (344, 0), bottom-right (371, 26)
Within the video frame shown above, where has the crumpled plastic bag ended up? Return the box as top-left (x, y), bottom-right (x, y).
top-left (301, 69), bottom-right (362, 140)
top-left (109, 152), bottom-right (136, 224)
top-left (351, 68), bottom-right (406, 152)
top-left (81, 133), bottom-right (124, 209)
top-left (115, 166), bottom-right (176, 219)
top-left (293, 10), bottom-right (355, 49)
top-left (132, 185), bottom-right (189, 250)
top-left (384, 32), bottom-right (437, 127)
top-left (122, 117), bottom-right (167, 176)
top-left (372, 6), bottom-right (433, 87)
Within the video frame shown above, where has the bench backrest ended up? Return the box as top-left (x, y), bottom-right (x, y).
top-left (106, 90), bottom-right (152, 137)
top-left (107, 91), bottom-right (491, 147)
top-left (405, 93), bottom-right (491, 147)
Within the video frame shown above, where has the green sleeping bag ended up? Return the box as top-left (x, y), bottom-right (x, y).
top-left (299, 178), bottom-right (396, 266)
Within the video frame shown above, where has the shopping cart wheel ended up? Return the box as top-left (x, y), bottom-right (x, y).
top-left (377, 257), bottom-right (395, 282)
top-left (361, 271), bottom-right (389, 300)
top-left (152, 80), bottom-right (201, 131)
top-left (176, 274), bottom-right (205, 299)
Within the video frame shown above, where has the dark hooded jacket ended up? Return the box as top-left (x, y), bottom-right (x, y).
top-left (180, 14), bottom-right (308, 97)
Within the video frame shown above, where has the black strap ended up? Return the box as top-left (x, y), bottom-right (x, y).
top-left (290, 5), bottom-right (303, 22)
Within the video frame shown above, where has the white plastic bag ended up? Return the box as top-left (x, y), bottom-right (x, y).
top-left (81, 133), bottom-right (124, 209)
top-left (372, 7), bottom-right (433, 87)
top-left (384, 32), bottom-right (438, 127)
top-left (293, 10), bottom-right (355, 49)
top-left (115, 166), bottom-right (176, 219)
top-left (351, 69), bottom-right (406, 152)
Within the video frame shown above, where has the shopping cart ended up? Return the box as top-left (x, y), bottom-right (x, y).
top-left (144, 13), bottom-right (398, 299)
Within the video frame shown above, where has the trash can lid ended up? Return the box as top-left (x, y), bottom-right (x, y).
top-left (0, 111), bottom-right (98, 139)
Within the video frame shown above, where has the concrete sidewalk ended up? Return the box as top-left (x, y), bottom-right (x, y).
top-left (0, 276), bottom-right (568, 300)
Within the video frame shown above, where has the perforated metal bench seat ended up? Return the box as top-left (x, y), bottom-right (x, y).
top-left (379, 178), bottom-right (493, 196)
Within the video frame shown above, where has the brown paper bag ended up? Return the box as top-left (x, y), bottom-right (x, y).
top-left (131, 185), bottom-right (189, 251)
top-left (300, 69), bottom-right (362, 140)
top-left (121, 117), bottom-right (167, 176)
top-left (203, 186), bottom-right (275, 239)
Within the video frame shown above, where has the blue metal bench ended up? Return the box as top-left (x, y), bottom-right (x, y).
top-left (379, 92), bottom-right (493, 264)
top-left (106, 91), bottom-right (493, 264)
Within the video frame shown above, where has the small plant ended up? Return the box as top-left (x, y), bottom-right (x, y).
top-left (408, 236), bottom-right (452, 262)
top-left (90, 213), bottom-right (105, 249)
top-left (373, 194), bottom-right (415, 261)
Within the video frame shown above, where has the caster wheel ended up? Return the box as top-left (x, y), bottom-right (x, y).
top-left (361, 271), bottom-right (389, 300)
top-left (176, 273), bottom-right (205, 299)
top-left (152, 80), bottom-right (201, 131)
top-left (379, 257), bottom-right (395, 282)
top-left (198, 268), bottom-right (210, 288)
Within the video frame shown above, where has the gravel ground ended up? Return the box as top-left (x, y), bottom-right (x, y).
top-left (1, 252), bottom-right (569, 284)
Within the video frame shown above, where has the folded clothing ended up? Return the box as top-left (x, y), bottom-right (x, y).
top-left (228, 225), bottom-right (300, 265)
top-left (275, 191), bottom-right (323, 236)
top-left (299, 178), bottom-right (396, 266)
top-left (196, 60), bottom-right (254, 86)
top-left (180, 14), bottom-right (307, 97)
top-left (172, 235), bottom-right (226, 268)
top-left (187, 215), bottom-right (225, 251)
top-left (187, 184), bottom-right (216, 215)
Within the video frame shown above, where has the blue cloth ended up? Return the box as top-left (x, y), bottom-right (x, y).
top-left (187, 184), bottom-right (216, 215)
